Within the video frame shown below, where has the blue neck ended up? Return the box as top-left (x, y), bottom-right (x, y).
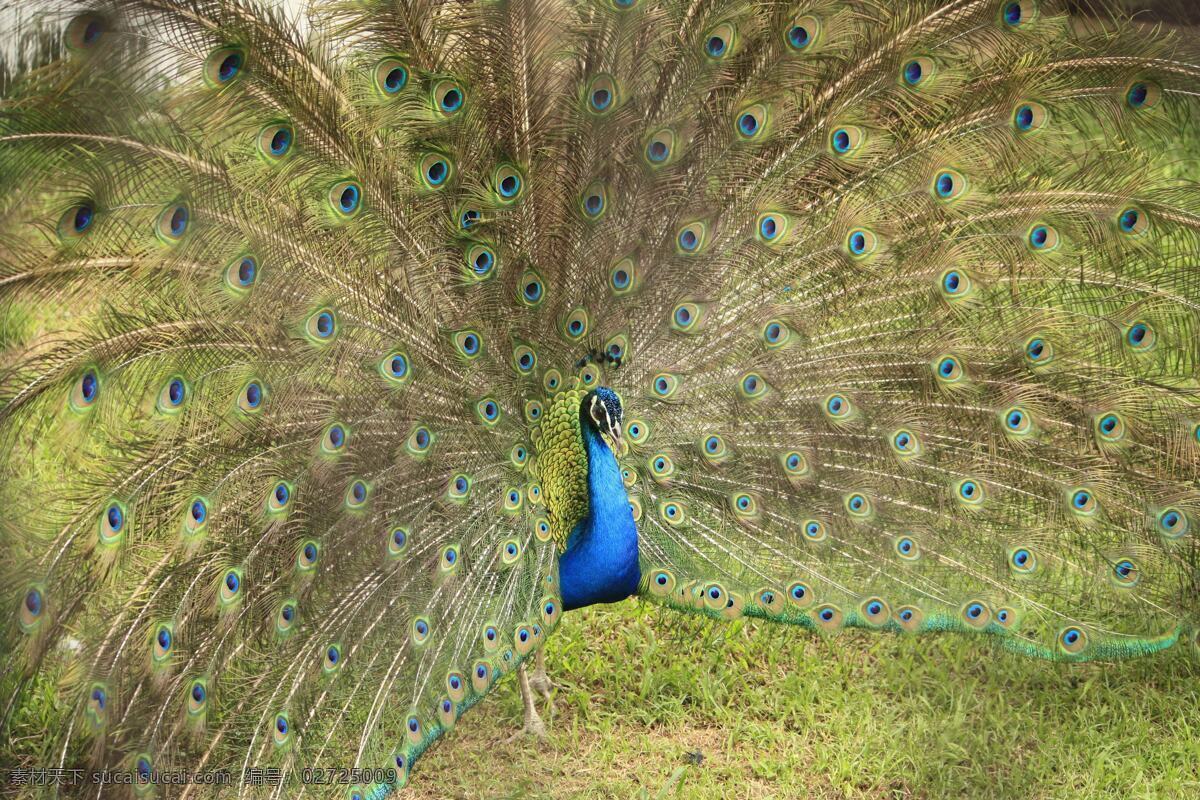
top-left (558, 425), bottom-right (640, 611)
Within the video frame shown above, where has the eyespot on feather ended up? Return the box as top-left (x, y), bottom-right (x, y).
top-left (204, 46), bottom-right (245, 87)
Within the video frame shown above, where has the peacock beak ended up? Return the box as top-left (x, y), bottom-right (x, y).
top-left (610, 422), bottom-right (628, 456)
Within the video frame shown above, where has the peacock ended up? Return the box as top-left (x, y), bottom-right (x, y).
top-left (2, 0), bottom-right (1199, 795)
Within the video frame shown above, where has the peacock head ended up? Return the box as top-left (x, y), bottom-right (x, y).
top-left (583, 387), bottom-right (627, 455)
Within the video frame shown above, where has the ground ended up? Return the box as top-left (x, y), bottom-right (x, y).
top-left (403, 600), bottom-right (1200, 800)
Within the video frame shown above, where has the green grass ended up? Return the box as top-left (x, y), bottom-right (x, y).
top-left (400, 600), bottom-right (1200, 800)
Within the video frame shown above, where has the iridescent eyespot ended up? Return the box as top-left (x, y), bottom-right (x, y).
top-left (815, 604), bottom-right (843, 629)
top-left (388, 526), bottom-right (409, 557)
top-left (19, 585), bottom-right (45, 632)
top-left (1003, 407), bottom-right (1032, 435)
top-left (830, 126), bottom-right (863, 155)
top-left (533, 515), bottom-right (552, 541)
top-left (268, 481), bottom-right (293, 513)
top-left (58, 203), bottom-right (95, 241)
top-left (86, 682), bottom-right (110, 724)
top-left (891, 429), bottom-right (920, 456)
top-left (1058, 626), bottom-right (1087, 654)
top-left (933, 355), bottom-right (963, 383)
top-left (519, 270), bottom-right (545, 305)
top-left (412, 617), bottom-right (431, 644)
top-left (441, 544), bottom-right (461, 574)
top-left (152, 623), bottom-right (173, 660)
top-left (896, 605), bottom-right (923, 632)
top-left (1027, 224), bottom-right (1059, 251)
top-left (297, 540), bottom-right (320, 572)
top-left (224, 255), bottom-right (258, 291)
top-left (380, 351), bottom-right (410, 384)
top-left (375, 58), bottom-right (408, 95)
top-left (587, 75), bottom-right (618, 114)
top-left (581, 181), bottom-right (606, 219)
top-left (649, 453), bottom-right (675, 480)
top-left (731, 493), bottom-right (758, 518)
top-left (323, 644), bottom-right (342, 672)
top-left (70, 368), bottom-right (100, 412)
top-left (513, 344), bottom-right (536, 375)
top-left (345, 479), bottom-right (369, 508)
top-left (787, 581), bottom-right (813, 607)
top-left (846, 228), bottom-right (877, 258)
top-left (1124, 321), bottom-right (1155, 351)
top-left (459, 208), bottom-right (481, 230)
top-left (1013, 101), bottom-right (1047, 132)
top-left (756, 212), bottom-right (789, 244)
top-left (781, 451), bottom-right (808, 477)
top-left (433, 79), bottom-right (464, 114)
top-left (301, 309), bottom-right (336, 344)
top-left (330, 180), bottom-right (362, 218)
top-left (183, 497), bottom-right (208, 536)
top-left (1117, 206), bottom-right (1148, 235)
top-left (448, 475), bottom-right (471, 500)
top-left (956, 479), bottom-right (984, 505)
top-left (609, 257), bottom-right (637, 295)
top-left (894, 535), bottom-right (920, 561)
top-left (220, 568), bottom-right (243, 606)
top-left (932, 169), bottom-right (967, 201)
top-left (1157, 508), bottom-right (1189, 539)
top-left (1025, 336), bottom-right (1052, 364)
top-left (273, 713), bottom-right (290, 745)
top-left (1009, 546), bottom-right (1037, 574)
top-left (650, 373), bottom-right (680, 399)
top-left (844, 493), bottom-right (871, 518)
top-left (645, 128), bottom-right (676, 165)
top-left (739, 372), bottom-right (767, 399)
top-left (940, 268), bottom-right (971, 298)
top-left (1094, 412), bottom-right (1125, 443)
top-left (156, 376), bottom-right (188, 413)
top-left (823, 393), bottom-right (851, 419)
top-left (704, 23), bottom-right (735, 58)
top-left (803, 519), bottom-right (826, 542)
top-left (676, 221), bottom-right (707, 253)
top-left (419, 153), bottom-right (454, 189)
top-left (65, 13), bottom-right (107, 50)
top-left (275, 600), bottom-right (298, 634)
top-left (1000, 1), bottom-right (1035, 27)
top-left (659, 500), bottom-right (686, 525)
top-left (1069, 488), bottom-right (1097, 516)
top-left (762, 320), bottom-right (790, 348)
top-left (735, 104), bottom-right (767, 139)
top-left (961, 601), bottom-right (990, 628)
top-left (476, 398), bottom-right (501, 426)
top-left (99, 501), bottom-right (126, 545)
top-left (503, 488), bottom-right (523, 513)
top-left (1112, 558), bottom-right (1139, 587)
top-left (1125, 80), bottom-right (1160, 110)
top-left (786, 16), bottom-right (820, 51)
top-left (257, 123), bottom-right (294, 161)
top-left (860, 597), bottom-right (889, 626)
top-left (205, 47), bottom-right (245, 87)
top-left (700, 434), bottom-right (727, 461)
top-left (672, 302), bottom-right (702, 332)
top-left (494, 164), bottom-right (523, 201)
top-left (453, 330), bottom-right (483, 358)
top-left (405, 425), bottom-right (433, 457)
top-left (157, 203), bottom-right (189, 242)
top-left (321, 423), bottom-right (347, 454)
top-left (901, 56), bottom-right (935, 87)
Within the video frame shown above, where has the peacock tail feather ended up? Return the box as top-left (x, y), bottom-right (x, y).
top-left (1, 0), bottom-right (1199, 794)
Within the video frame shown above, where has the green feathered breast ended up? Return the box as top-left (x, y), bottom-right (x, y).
top-left (1, 0), bottom-right (1199, 795)
top-left (531, 386), bottom-right (590, 551)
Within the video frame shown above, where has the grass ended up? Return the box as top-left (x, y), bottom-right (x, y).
top-left (399, 599), bottom-right (1200, 800)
